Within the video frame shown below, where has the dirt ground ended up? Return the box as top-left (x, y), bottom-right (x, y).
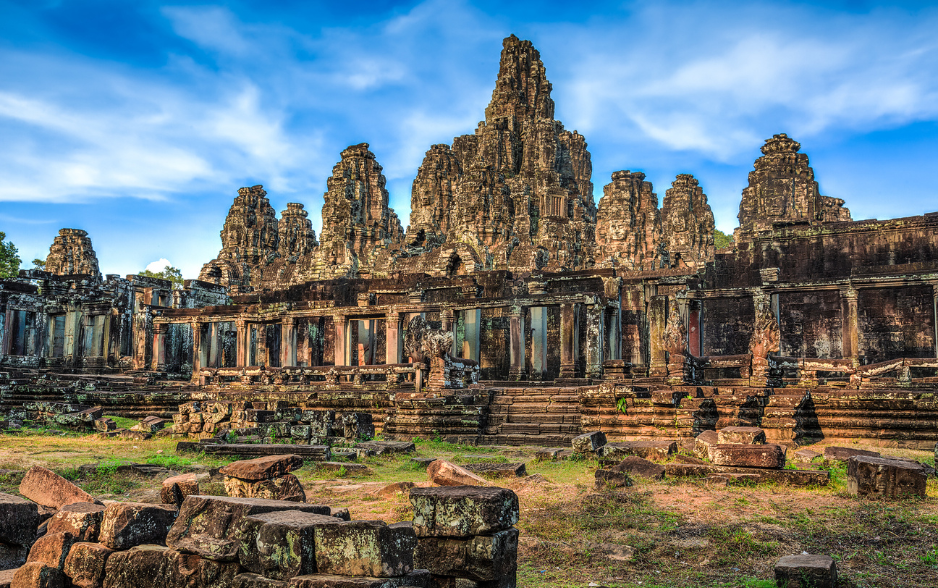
top-left (1, 429), bottom-right (936, 588)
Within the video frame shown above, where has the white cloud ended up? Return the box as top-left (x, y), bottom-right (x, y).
top-left (145, 258), bottom-right (172, 273)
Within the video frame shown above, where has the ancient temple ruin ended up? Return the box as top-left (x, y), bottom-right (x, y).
top-left (3, 35), bottom-right (938, 450)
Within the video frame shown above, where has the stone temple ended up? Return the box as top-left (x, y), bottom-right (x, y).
top-left (2, 35), bottom-right (938, 449)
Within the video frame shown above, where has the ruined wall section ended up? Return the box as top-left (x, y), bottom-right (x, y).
top-left (45, 229), bottom-right (102, 280)
top-left (660, 174), bottom-right (715, 269)
top-left (736, 134), bottom-right (851, 239)
top-left (595, 171), bottom-right (660, 270)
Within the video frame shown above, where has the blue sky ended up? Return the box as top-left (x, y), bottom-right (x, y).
top-left (1, 0), bottom-right (937, 278)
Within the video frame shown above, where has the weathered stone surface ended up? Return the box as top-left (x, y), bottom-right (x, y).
top-left (0, 543), bottom-right (28, 571)
top-left (160, 474), bottom-right (204, 506)
top-left (427, 461), bottom-right (487, 487)
top-left (660, 174), bottom-right (715, 269)
top-left (10, 562), bottom-right (64, 588)
top-left (236, 511), bottom-right (340, 580)
top-left (594, 469), bottom-right (633, 489)
top-left (708, 444), bottom-right (786, 469)
top-left (716, 427), bottom-right (766, 445)
top-left (694, 430), bottom-right (719, 460)
top-left (353, 442), bottom-right (415, 456)
top-left (329, 508), bottom-right (351, 522)
top-left (46, 502), bottom-right (106, 542)
top-left (823, 446), bottom-right (879, 462)
top-left (288, 570), bottom-right (430, 588)
top-left (19, 467), bottom-right (94, 509)
top-left (224, 474), bottom-right (306, 502)
top-left (596, 171), bottom-right (659, 270)
top-left (847, 455), bottom-right (927, 499)
top-left (571, 431), bottom-right (606, 454)
top-left (774, 554), bottom-right (837, 588)
top-left (792, 449), bottom-right (822, 464)
top-left (25, 533), bottom-right (77, 571)
top-left (103, 545), bottom-right (240, 588)
top-left (665, 463), bottom-right (829, 486)
top-left (611, 456), bottom-right (665, 480)
top-left (313, 520), bottom-right (415, 577)
top-left (278, 203), bottom-right (318, 259)
top-left (410, 487), bottom-right (519, 538)
top-left (62, 542), bottom-right (113, 588)
top-left (596, 440), bottom-right (676, 461)
top-left (377, 482), bottom-right (415, 499)
top-left (98, 502), bottom-right (177, 550)
top-left (166, 495), bottom-right (330, 562)
top-left (234, 573), bottom-right (287, 588)
top-left (219, 455), bottom-right (304, 482)
top-left (414, 527), bottom-right (518, 581)
top-left (44, 229), bottom-right (101, 280)
top-left (0, 491), bottom-right (40, 548)
top-left (0, 569), bottom-right (13, 588)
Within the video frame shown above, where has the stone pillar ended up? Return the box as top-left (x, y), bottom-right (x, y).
top-left (334, 315), bottom-right (347, 367)
top-left (1, 309), bottom-right (11, 357)
top-left (282, 316), bottom-right (296, 367)
top-left (841, 287), bottom-right (859, 363)
top-left (648, 296), bottom-right (668, 378)
top-left (559, 303), bottom-right (578, 378)
top-left (461, 308), bottom-right (481, 362)
top-left (606, 307), bottom-right (621, 361)
top-left (585, 302), bottom-right (604, 379)
top-left (931, 282), bottom-right (938, 359)
top-left (441, 308), bottom-right (454, 355)
top-left (531, 307), bottom-right (548, 380)
top-left (386, 312), bottom-right (401, 364)
top-left (152, 323), bottom-right (166, 371)
top-left (509, 306), bottom-right (526, 381)
top-left (190, 321), bottom-right (201, 381)
top-left (235, 319), bottom-right (247, 367)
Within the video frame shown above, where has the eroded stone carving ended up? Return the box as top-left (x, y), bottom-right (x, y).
top-left (661, 174), bottom-right (715, 269)
top-left (45, 229), bottom-right (101, 280)
top-left (596, 171), bottom-right (660, 270)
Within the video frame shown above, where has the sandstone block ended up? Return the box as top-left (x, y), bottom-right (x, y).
top-left (160, 474), bottom-right (204, 506)
top-left (166, 495), bottom-right (330, 561)
top-left (426, 461), bottom-right (487, 487)
top-left (290, 426), bottom-right (311, 441)
top-left (298, 411), bottom-right (334, 439)
top-left (847, 455), bottom-right (927, 499)
top-left (313, 520), bottom-right (415, 577)
top-left (46, 502), bottom-right (106, 543)
top-left (410, 487), bottom-right (519, 538)
top-left (25, 533), bottom-right (77, 570)
top-left (708, 444), bottom-right (786, 469)
top-left (596, 440), bottom-right (676, 461)
top-left (571, 431), bottom-right (606, 454)
top-left (10, 563), bottom-right (64, 588)
top-left (287, 570), bottom-right (430, 588)
top-left (792, 449), bottom-right (822, 464)
top-left (219, 455), bottom-right (304, 481)
top-left (594, 469), bottom-right (633, 489)
top-left (0, 543), bottom-right (28, 571)
top-left (93, 419), bottom-right (115, 433)
top-left (0, 569), bottom-right (13, 588)
top-left (414, 527), bottom-right (518, 581)
top-left (224, 474), bottom-right (306, 502)
top-left (98, 502), bottom-right (177, 550)
top-left (0, 491), bottom-right (40, 548)
top-left (774, 554), bottom-right (837, 588)
top-left (716, 426), bottom-right (766, 445)
top-left (693, 430), bottom-right (719, 460)
top-left (611, 456), bottom-right (665, 480)
top-left (103, 545), bottom-right (240, 588)
top-left (63, 542), bottom-right (113, 588)
top-left (329, 508), bottom-right (350, 521)
top-left (234, 574), bottom-right (287, 588)
top-left (823, 446), bottom-right (879, 462)
top-left (377, 482), bottom-right (415, 498)
top-left (342, 413), bottom-right (374, 440)
top-left (19, 467), bottom-right (94, 509)
top-left (236, 511), bottom-right (340, 580)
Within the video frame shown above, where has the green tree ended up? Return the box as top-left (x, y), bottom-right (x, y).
top-left (140, 265), bottom-right (185, 289)
top-left (714, 228), bottom-right (735, 250)
top-left (0, 231), bottom-right (22, 278)
top-left (32, 258), bottom-right (46, 270)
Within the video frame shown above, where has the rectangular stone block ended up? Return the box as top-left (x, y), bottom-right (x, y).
top-left (103, 545), bottom-right (240, 588)
top-left (0, 542), bottom-right (28, 571)
top-left (693, 430), bottom-right (719, 460)
top-left (288, 570), bottom-right (430, 588)
top-left (824, 446), bottom-right (879, 462)
top-left (26, 532), bottom-right (78, 571)
top-left (847, 455), bottom-right (927, 499)
top-left (716, 426), bottom-right (766, 445)
top-left (219, 455), bottom-right (304, 482)
top-left (596, 440), bottom-right (677, 461)
top-left (708, 444), bottom-right (786, 469)
top-left (19, 466), bottom-right (94, 509)
top-left (47, 502), bottom-right (106, 543)
top-left (63, 542), bottom-right (113, 588)
top-left (410, 487), bottom-right (519, 538)
top-left (0, 491), bottom-right (40, 547)
top-left (774, 554), bottom-right (837, 588)
top-left (99, 502), bottom-right (177, 550)
top-left (236, 511), bottom-right (340, 580)
top-left (233, 574), bottom-right (287, 588)
top-left (571, 431), bottom-right (606, 454)
top-left (414, 528), bottom-right (518, 581)
top-left (313, 520), bottom-right (415, 577)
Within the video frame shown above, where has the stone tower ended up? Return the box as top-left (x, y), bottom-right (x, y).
top-left (596, 171), bottom-right (660, 270)
top-left (44, 229), bottom-right (101, 280)
top-left (661, 174), bottom-right (715, 269)
top-left (278, 203), bottom-right (317, 259)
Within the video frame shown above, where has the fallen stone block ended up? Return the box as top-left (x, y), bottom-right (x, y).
top-left (0, 491), bottom-right (40, 548)
top-left (11, 562), bottom-right (64, 588)
top-left (47, 502), bottom-right (106, 542)
top-left (823, 446), bottom-right (879, 462)
top-left (610, 456), bottom-right (665, 480)
top-left (594, 469), bottom-right (633, 489)
top-left (0, 543), bottom-right (28, 571)
top-left (98, 502), bottom-right (177, 550)
top-left (185, 444), bottom-right (331, 461)
top-left (236, 511), bottom-right (340, 580)
top-left (414, 527), bottom-right (518, 581)
top-left (460, 463), bottom-right (526, 479)
top-left (219, 455), bottom-right (304, 481)
top-left (847, 455), bottom-right (927, 499)
top-left (19, 467), bottom-right (94, 509)
top-left (411, 458), bottom-right (437, 469)
top-left (63, 542), bottom-right (113, 588)
top-left (693, 430), bottom-right (719, 460)
top-left (103, 545), bottom-right (240, 588)
top-left (377, 482), bottom-right (415, 498)
top-left (410, 487), bottom-right (519, 538)
top-left (426, 461), bottom-right (487, 487)
top-left (708, 444), bottom-right (786, 469)
top-left (315, 463), bottom-right (372, 475)
top-left (92, 419), bottom-right (115, 433)
top-left (166, 495), bottom-right (331, 561)
top-left (313, 520), bottom-right (415, 577)
top-left (774, 554), bottom-right (837, 588)
top-left (597, 440), bottom-right (677, 461)
top-left (341, 413), bottom-right (375, 440)
top-left (716, 426), bottom-right (766, 445)
top-left (353, 442), bottom-right (415, 457)
top-left (792, 449), bottom-right (822, 464)
top-left (287, 570), bottom-right (431, 588)
top-left (117, 430), bottom-right (151, 441)
top-left (571, 431), bottom-right (606, 454)
top-left (329, 508), bottom-right (350, 521)
top-left (533, 449), bottom-right (565, 461)
top-left (224, 473), bottom-right (306, 502)
top-left (0, 569), bottom-right (13, 588)
top-left (160, 473), bottom-right (205, 506)
top-left (25, 533), bottom-right (77, 571)
top-left (664, 463), bottom-right (829, 486)
top-left (234, 574), bottom-right (287, 588)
